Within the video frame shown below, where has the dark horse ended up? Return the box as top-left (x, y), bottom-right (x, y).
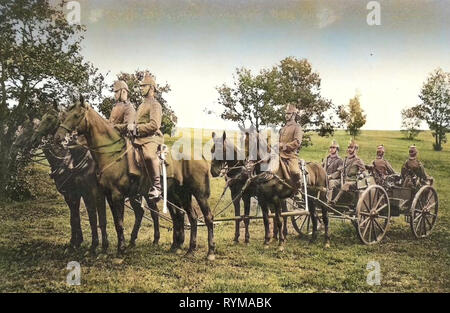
top-left (210, 131), bottom-right (288, 244)
top-left (211, 129), bottom-right (330, 251)
top-left (12, 106), bottom-right (108, 254)
top-left (55, 98), bottom-right (215, 259)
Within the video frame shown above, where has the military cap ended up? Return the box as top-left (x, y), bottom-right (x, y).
top-left (113, 80), bottom-right (129, 92)
top-left (348, 139), bottom-right (359, 150)
top-left (139, 72), bottom-right (156, 87)
top-left (285, 103), bottom-right (299, 114)
top-left (330, 140), bottom-right (340, 151)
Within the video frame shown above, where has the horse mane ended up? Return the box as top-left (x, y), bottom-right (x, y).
top-left (85, 105), bottom-right (122, 140)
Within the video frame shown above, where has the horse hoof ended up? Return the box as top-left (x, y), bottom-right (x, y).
top-left (184, 251), bottom-right (194, 258)
top-left (325, 242), bottom-right (331, 249)
top-left (233, 240), bottom-right (239, 245)
top-left (207, 254), bottom-right (215, 261)
top-left (152, 240), bottom-right (159, 246)
top-left (128, 241), bottom-right (136, 248)
top-left (263, 244), bottom-right (270, 249)
top-left (112, 258), bottom-right (124, 265)
top-left (278, 245), bottom-right (285, 252)
top-left (175, 249), bottom-right (183, 255)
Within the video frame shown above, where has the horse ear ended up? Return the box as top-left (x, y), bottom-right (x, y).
top-left (79, 94), bottom-right (85, 107)
top-left (222, 131), bottom-right (226, 141)
top-left (53, 100), bottom-right (58, 111)
top-left (212, 132), bottom-right (216, 139)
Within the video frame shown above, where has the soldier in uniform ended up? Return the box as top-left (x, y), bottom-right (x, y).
top-left (371, 144), bottom-right (395, 186)
top-left (108, 80), bottom-right (139, 176)
top-left (330, 140), bottom-right (366, 204)
top-left (323, 140), bottom-right (343, 203)
top-left (401, 145), bottom-right (432, 188)
top-left (131, 73), bottom-right (164, 200)
top-left (109, 80), bottom-right (136, 133)
top-left (279, 103), bottom-right (303, 190)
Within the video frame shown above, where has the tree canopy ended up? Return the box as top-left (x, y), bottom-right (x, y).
top-left (338, 94), bottom-right (367, 138)
top-left (414, 68), bottom-right (450, 151)
top-left (98, 70), bottom-right (177, 135)
top-left (216, 57), bottom-right (336, 145)
top-left (0, 0), bottom-right (105, 200)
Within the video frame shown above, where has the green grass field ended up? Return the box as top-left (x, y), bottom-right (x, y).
top-left (0, 130), bottom-right (449, 292)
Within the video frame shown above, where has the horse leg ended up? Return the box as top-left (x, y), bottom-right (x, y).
top-left (281, 200), bottom-right (288, 239)
top-left (64, 193), bottom-right (82, 250)
top-left (95, 189), bottom-right (109, 252)
top-left (321, 199), bottom-right (331, 248)
top-left (129, 196), bottom-right (144, 247)
top-left (183, 192), bottom-right (198, 256)
top-left (195, 194), bottom-right (216, 261)
top-left (260, 201), bottom-right (271, 248)
top-left (106, 191), bottom-right (126, 255)
top-left (231, 186), bottom-right (241, 244)
top-left (82, 191), bottom-right (99, 255)
top-left (275, 201), bottom-right (285, 251)
top-left (309, 199), bottom-right (318, 243)
top-left (144, 195), bottom-right (160, 245)
top-left (167, 188), bottom-right (184, 252)
top-left (243, 193), bottom-right (251, 244)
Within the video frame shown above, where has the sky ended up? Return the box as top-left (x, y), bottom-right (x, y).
top-left (68, 0), bottom-right (450, 130)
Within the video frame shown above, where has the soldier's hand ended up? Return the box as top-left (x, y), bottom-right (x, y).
top-left (127, 123), bottom-right (136, 136)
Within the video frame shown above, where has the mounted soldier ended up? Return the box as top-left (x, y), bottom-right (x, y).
top-left (330, 139), bottom-right (366, 204)
top-left (278, 103), bottom-right (304, 191)
top-left (128, 72), bottom-right (164, 200)
top-left (109, 80), bottom-right (136, 134)
top-left (108, 80), bottom-right (138, 176)
top-left (371, 144), bottom-right (395, 186)
top-left (323, 140), bottom-right (343, 203)
top-left (401, 145), bottom-right (433, 188)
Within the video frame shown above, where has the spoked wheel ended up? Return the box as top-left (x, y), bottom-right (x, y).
top-left (288, 198), bottom-right (322, 235)
top-left (355, 185), bottom-right (390, 245)
top-left (410, 185), bottom-right (438, 238)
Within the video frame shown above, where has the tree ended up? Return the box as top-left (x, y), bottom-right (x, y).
top-left (414, 68), bottom-right (450, 151)
top-left (216, 57), bottom-right (336, 146)
top-left (338, 95), bottom-right (367, 137)
top-left (0, 0), bottom-right (105, 200)
top-left (401, 107), bottom-right (422, 140)
top-left (98, 70), bottom-right (177, 135)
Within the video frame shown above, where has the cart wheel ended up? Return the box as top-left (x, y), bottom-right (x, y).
top-left (356, 185), bottom-right (390, 245)
top-left (287, 198), bottom-right (322, 235)
top-left (410, 185), bottom-right (438, 238)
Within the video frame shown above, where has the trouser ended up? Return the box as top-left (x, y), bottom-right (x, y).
top-left (332, 180), bottom-right (357, 204)
top-left (326, 179), bottom-right (340, 202)
top-left (281, 157), bottom-right (301, 190)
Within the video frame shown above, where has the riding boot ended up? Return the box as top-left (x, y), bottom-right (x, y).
top-left (331, 190), bottom-right (343, 205)
top-left (148, 157), bottom-right (162, 201)
top-left (326, 189), bottom-right (333, 204)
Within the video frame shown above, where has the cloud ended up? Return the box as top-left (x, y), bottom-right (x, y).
top-left (317, 8), bottom-right (338, 29)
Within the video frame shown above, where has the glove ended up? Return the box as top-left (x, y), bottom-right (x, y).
top-left (127, 123), bottom-right (136, 136)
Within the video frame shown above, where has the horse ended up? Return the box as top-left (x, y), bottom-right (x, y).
top-left (12, 107), bottom-right (108, 254)
top-left (212, 129), bottom-right (330, 251)
top-left (55, 98), bottom-right (215, 259)
top-left (210, 131), bottom-right (289, 244)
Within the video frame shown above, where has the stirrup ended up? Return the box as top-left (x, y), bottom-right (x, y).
top-left (148, 188), bottom-right (162, 201)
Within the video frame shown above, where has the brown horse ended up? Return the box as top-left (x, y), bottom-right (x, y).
top-left (210, 131), bottom-right (288, 244)
top-left (212, 129), bottom-right (330, 250)
top-left (13, 107), bottom-right (108, 254)
top-left (55, 98), bottom-right (215, 259)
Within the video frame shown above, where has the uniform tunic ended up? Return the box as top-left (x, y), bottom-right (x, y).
top-left (323, 154), bottom-right (343, 192)
top-left (401, 157), bottom-right (428, 187)
top-left (109, 101), bottom-right (136, 133)
top-left (278, 120), bottom-right (303, 178)
top-left (135, 95), bottom-right (164, 160)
